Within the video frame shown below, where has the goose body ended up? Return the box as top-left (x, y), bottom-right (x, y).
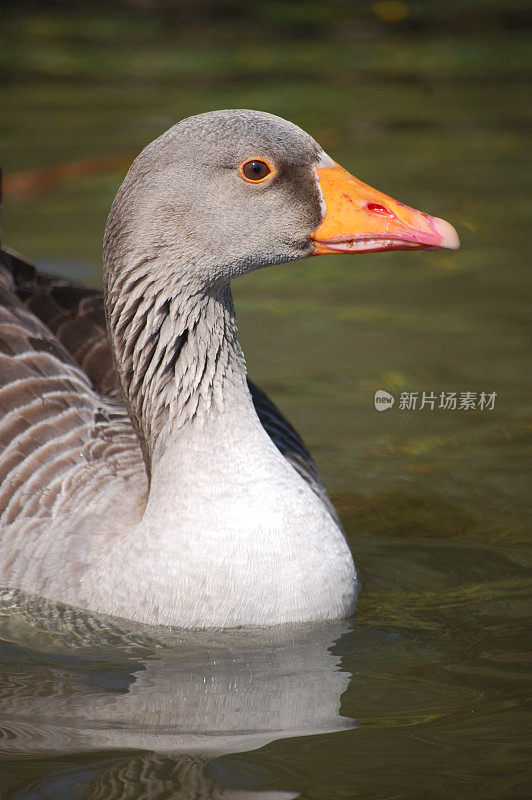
top-left (0, 110), bottom-right (459, 627)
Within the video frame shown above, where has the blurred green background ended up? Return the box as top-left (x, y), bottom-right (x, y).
top-left (1, 2), bottom-right (531, 798)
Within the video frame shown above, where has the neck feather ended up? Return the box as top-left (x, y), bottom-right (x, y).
top-left (105, 255), bottom-right (246, 469)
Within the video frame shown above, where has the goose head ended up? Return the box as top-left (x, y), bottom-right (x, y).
top-left (104, 109), bottom-right (459, 292)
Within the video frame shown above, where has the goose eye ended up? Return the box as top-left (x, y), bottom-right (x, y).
top-left (240, 159), bottom-right (273, 183)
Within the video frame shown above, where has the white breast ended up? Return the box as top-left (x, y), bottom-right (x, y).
top-left (79, 400), bottom-right (356, 627)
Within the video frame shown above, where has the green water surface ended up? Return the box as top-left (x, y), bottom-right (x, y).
top-left (0, 3), bottom-right (530, 798)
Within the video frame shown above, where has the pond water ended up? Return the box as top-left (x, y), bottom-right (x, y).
top-left (0, 4), bottom-right (530, 798)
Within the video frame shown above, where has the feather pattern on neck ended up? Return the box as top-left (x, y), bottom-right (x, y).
top-left (105, 253), bottom-right (245, 468)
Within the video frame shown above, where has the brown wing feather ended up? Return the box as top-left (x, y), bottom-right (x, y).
top-left (0, 248), bottom-right (120, 399)
top-left (0, 256), bottom-right (146, 579)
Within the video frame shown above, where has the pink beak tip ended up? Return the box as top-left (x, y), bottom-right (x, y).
top-left (433, 217), bottom-right (460, 250)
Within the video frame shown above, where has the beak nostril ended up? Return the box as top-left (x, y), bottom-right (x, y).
top-left (366, 202), bottom-right (393, 217)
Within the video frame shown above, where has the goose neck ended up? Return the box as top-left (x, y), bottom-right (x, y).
top-left (106, 269), bottom-right (247, 468)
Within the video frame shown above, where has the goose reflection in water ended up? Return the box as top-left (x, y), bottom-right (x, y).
top-left (0, 591), bottom-right (354, 798)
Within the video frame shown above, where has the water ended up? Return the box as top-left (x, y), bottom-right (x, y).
top-left (1, 4), bottom-right (530, 798)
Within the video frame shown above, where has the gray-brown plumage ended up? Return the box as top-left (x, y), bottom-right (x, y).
top-left (0, 248), bottom-right (144, 577)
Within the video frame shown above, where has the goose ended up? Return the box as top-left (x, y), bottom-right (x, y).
top-left (0, 110), bottom-right (459, 628)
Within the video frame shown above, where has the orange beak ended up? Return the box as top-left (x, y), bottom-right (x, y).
top-left (309, 163), bottom-right (459, 254)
